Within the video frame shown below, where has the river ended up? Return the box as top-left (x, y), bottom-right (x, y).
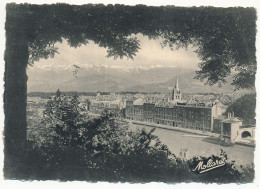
top-left (129, 123), bottom-right (255, 166)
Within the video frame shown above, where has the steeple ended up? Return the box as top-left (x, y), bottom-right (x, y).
top-left (175, 77), bottom-right (179, 89)
top-left (172, 77), bottom-right (181, 102)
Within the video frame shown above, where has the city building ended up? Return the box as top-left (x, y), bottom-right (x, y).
top-left (213, 112), bottom-right (255, 143)
top-left (126, 78), bottom-right (223, 132)
top-left (89, 99), bottom-right (123, 117)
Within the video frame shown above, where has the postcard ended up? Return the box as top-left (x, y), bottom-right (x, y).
top-left (1, 1), bottom-right (259, 187)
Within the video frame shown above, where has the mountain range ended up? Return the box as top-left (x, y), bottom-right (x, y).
top-left (27, 64), bottom-right (241, 93)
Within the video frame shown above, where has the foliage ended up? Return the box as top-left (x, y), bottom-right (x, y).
top-left (27, 92), bottom-right (173, 173)
top-left (6, 4), bottom-right (256, 89)
top-left (25, 92), bottom-right (254, 182)
top-left (187, 149), bottom-right (254, 183)
top-left (226, 93), bottom-right (256, 125)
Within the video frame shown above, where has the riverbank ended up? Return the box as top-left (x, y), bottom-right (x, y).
top-left (129, 123), bottom-right (255, 165)
top-left (129, 120), bottom-right (220, 137)
top-left (128, 120), bottom-right (255, 148)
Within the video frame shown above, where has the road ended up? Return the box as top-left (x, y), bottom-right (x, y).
top-left (130, 123), bottom-right (255, 166)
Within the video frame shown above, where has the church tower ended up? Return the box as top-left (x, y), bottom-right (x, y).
top-left (172, 78), bottom-right (182, 102)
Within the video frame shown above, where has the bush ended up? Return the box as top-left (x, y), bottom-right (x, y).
top-left (25, 91), bottom-right (254, 182)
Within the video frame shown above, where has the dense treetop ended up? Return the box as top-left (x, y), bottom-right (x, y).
top-left (6, 4), bottom-right (256, 89)
top-left (226, 93), bottom-right (256, 125)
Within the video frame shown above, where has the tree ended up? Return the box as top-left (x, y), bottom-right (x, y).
top-left (226, 93), bottom-right (256, 125)
top-left (25, 92), bottom-right (254, 182)
top-left (7, 4), bottom-right (256, 89)
top-left (27, 91), bottom-right (173, 171)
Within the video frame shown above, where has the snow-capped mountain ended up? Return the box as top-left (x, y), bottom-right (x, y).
top-left (27, 64), bottom-right (238, 93)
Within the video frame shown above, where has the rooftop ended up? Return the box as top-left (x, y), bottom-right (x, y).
top-left (133, 98), bottom-right (144, 106)
top-left (220, 117), bottom-right (242, 123)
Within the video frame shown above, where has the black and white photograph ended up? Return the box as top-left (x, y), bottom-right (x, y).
top-left (1, 0), bottom-right (259, 186)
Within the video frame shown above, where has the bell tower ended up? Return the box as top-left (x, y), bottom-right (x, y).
top-left (172, 77), bottom-right (182, 102)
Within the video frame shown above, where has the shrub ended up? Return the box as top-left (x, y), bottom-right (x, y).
top-left (25, 91), bottom-right (254, 182)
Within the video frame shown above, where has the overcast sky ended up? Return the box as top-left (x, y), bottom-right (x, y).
top-left (29, 34), bottom-right (200, 71)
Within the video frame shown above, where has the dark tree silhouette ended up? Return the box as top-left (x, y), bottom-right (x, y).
top-left (7, 4), bottom-right (256, 89)
top-left (226, 93), bottom-right (256, 125)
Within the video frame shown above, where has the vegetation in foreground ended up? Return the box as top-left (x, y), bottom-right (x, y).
top-left (25, 92), bottom-right (254, 183)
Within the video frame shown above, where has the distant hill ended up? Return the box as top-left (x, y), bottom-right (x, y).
top-left (124, 71), bottom-right (240, 93)
top-left (27, 65), bottom-right (251, 93)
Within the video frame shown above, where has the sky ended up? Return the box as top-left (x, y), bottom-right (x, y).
top-left (28, 34), bottom-right (200, 71)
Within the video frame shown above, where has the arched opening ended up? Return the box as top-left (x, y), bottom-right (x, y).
top-left (241, 131), bottom-right (252, 138)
